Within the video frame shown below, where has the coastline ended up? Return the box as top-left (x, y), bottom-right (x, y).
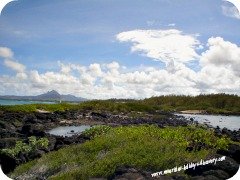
top-left (0, 104), bottom-right (239, 179)
top-left (178, 109), bottom-right (240, 116)
top-left (179, 110), bottom-right (207, 114)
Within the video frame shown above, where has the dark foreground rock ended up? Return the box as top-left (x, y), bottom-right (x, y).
top-left (109, 156), bottom-right (239, 179)
top-left (185, 156), bottom-right (239, 179)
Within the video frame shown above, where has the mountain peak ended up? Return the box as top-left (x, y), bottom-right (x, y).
top-left (46, 90), bottom-right (60, 96)
top-left (0, 90), bottom-right (86, 102)
top-left (36, 90), bottom-right (61, 100)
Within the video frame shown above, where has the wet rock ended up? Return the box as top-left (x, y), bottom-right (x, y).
top-left (0, 137), bottom-right (19, 149)
top-left (47, 136), bottom-right (56, 151)
top-left (111, 166), bottom-right (146, 180)
top-left (0, 129), bottom-right (20, 138)
top-left (204, 175), bottom-right (219, 180)
top-left (203, 170), bottom-right (229, 179)
top-left (18, 152), bottom-right (27, 163)
top-left (213, 157), bottom-right (238, 177)
top-left (24, 114), bottom-right (38, 124)
top-left (113, 172), bottom-right (145, 180)
top-left (0, 120), bottom-right (8, 129)
top-left (91, 112), bottom-right (108, 119)
top-left (185, 156), bottom-right (238, 178)
top-left (214, 128), bottom-right (222, 137)
top-left (0, 153), bottom-right (18, 174)
top-left (217, 144), bottom-right (240, 163)
top-left (171, 175), bottom-right (187, 180)
top-left (190, 176), bottom-right (205, 180)
top-left (222, 128), bottom-right (232, 136)
top-left (28, 149), bottom-right (45, 160)
top-left (20, 124), bottom-right (34, 135)
top-left (32, 129), bottom-right (46, 137)
top-left (54, 137), bottom-right (65, 150)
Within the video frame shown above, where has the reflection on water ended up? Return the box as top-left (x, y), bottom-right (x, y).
top-left (47, 125), bottom-right (91, 137)
top-left (177, 114), bottom-right (240, 131)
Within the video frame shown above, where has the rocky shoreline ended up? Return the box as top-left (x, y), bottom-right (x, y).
top-left (0, 109), bottom-right (239, 179)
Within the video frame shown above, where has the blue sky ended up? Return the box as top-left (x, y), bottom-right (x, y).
top-left (0, 0), bottom-right (240, 98)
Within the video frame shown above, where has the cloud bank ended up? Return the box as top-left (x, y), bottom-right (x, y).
top-left (0, 29), bottom-right (240, 99)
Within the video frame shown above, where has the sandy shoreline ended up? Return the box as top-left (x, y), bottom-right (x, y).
top-left (179, 110), bottom-right (207, 114)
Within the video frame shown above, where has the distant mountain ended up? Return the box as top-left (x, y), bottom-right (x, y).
top-left (35, 90), bottom-right (61, 101)
top-left (0, 90), bottom-right (87, 102)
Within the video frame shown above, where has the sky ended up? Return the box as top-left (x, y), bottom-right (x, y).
top-left (0, 0), bottom-right (240, 99)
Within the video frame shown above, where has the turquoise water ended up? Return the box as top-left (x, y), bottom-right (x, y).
top-left (177, 114), bottom-right (240, 131)
top-left (0, 99), bottom-right (55, 105)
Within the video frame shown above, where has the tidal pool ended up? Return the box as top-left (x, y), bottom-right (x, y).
top-left (47, 125), bottom-right (91, 137)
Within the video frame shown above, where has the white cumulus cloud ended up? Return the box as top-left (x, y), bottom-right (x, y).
top-left (200, 37), bottom-right (240, 77)
top-left (0, 47), bottom-right (14, 59)
top-left (0, 34), bottom-right (240, 98)
top-left (116, 29), bottom-right (201, 63)
top-left (4, 59), bottom-right (26, 73)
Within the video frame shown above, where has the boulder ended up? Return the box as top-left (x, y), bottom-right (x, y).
top-left (0, 153), bottom-right (18, 174)
top-left (203, 170), bottom-right (229, 179)
top-left (24, 114), bottom-right (39, 124)
top-left (217, 144), bottom-right (240, 163)
top-left (28, 149), bottom-right (45, 160)
top-left (21, 124), bottom-right (33, 135)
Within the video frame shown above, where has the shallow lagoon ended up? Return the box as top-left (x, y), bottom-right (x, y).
top-left (0, 99), bottom-right (55, 105)
top-left (47, 125), bottom-right (91, 137)
top-left (177, 114), bottom-right (240, 131)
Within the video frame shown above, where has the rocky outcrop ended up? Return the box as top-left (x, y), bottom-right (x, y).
top-left (0, 109), bottom-right (240, 178)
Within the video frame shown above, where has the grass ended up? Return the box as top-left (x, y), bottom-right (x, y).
top-left (11, 125), bottom-right (231, 179)
top-left (0, 103), bottom-right (78, 113)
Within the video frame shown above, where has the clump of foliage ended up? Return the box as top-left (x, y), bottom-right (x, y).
top-left (184, 125), bottom-right (229, 151)
top-left (1, 136), bottom-right (49, 158)
top-left (11, 125), bottom-right (231, 179)
top-left (142, 93), bottom-right (240, 114)
top-left (82, 125), bottom-right (112, 139)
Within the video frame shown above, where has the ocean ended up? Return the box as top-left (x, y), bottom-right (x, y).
top-left (0, 99), bottom-right (55, 106)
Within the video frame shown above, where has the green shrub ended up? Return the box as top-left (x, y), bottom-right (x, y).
top-left (1, 136), bottom-right (49, 158)
top-left (11, 125), bottom-right (231, 179)
top-left (82, 125), bottom-right (112, 139)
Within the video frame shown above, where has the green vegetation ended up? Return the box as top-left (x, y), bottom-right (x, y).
top-left (142, 94), bottom-right (240, 114)
top-left (0, 103), bottom-right (77, 113)
top-left (0, 100), bottom-right (158, 113)
top-left (1, 136), bottom-right (49, 158)
top-left (82, 125), bottom-right (112, 139)
top-left (1, 93), bottom-right (239, 114)
top-left (11, 125), bottom-right (231, 179)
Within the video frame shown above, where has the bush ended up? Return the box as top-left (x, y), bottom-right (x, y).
top-left (1, 136), bottom-right (49, 158)
top-left (82, 125), bottom-right (112, 139)
top-left (11, 125), bottom-right (231, 179)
